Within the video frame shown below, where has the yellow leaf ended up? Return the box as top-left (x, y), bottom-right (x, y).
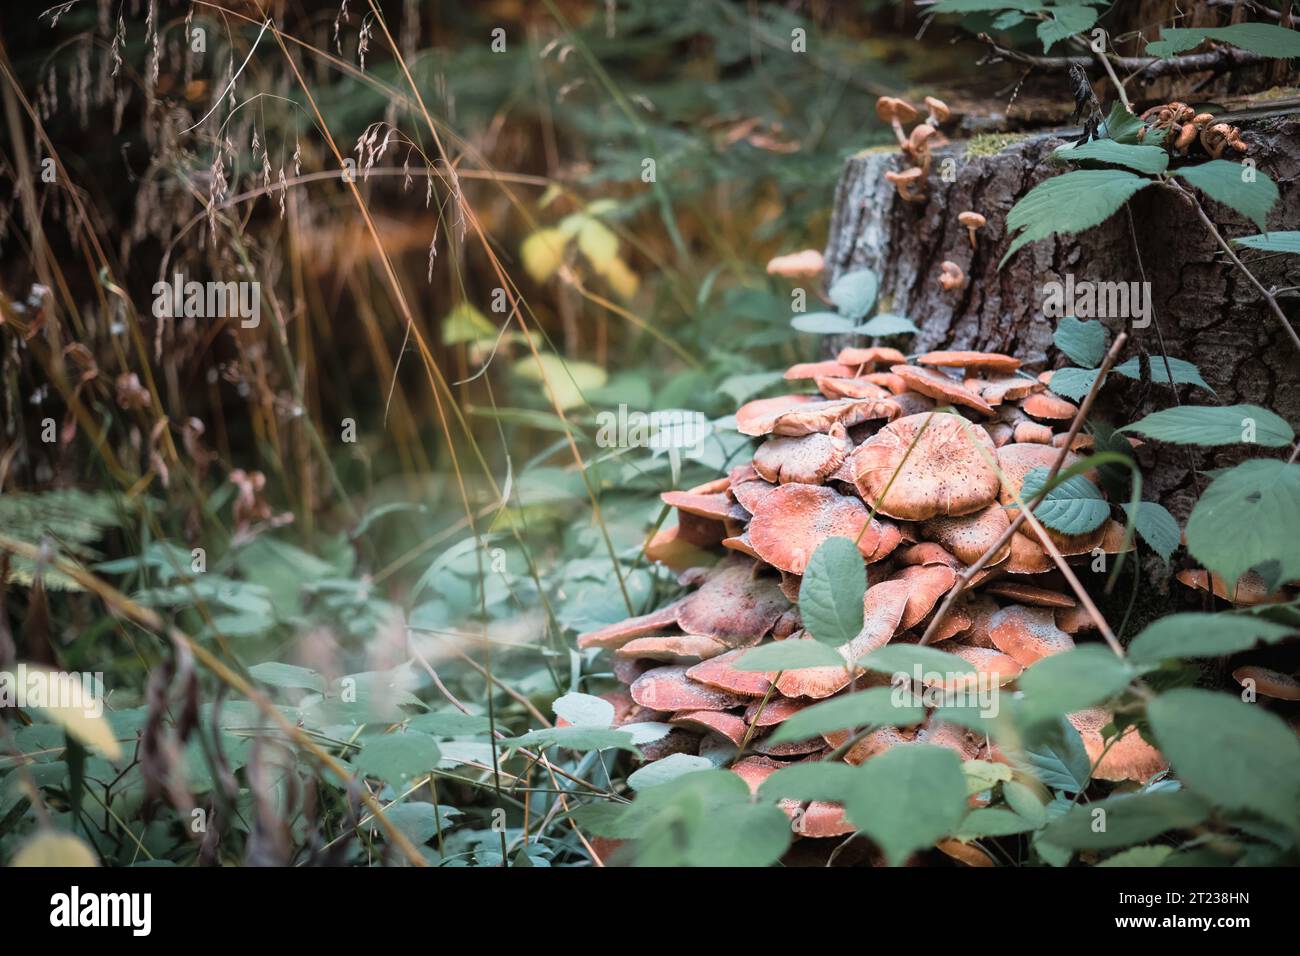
top-left (601, 256), bottom-right (640, 300)
top-left (521, 228), bottom-right (567, 283)
top-left (578, 218), bottom-right (619, 272)
top-left (442, 303), bottom-right (495, 345)
top-left (26, 667), bottom-right (122, 760)
top-left (513, 353), bottom-right (607, 411)
top-left (11, 830), bottom-right (99, 867)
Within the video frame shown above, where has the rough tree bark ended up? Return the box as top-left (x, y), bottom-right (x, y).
top-left (823, 116), bottom-right (1300, 529)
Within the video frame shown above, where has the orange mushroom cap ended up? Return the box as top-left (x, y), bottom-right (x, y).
top-left (748, 482), bottom-right (894, 573)
top-left (891, 364), bottom-right (994, 415)
top-left (988, 605), bottom-right (1075, 665)
top-left (921, 504), bottom-right (1012, 566)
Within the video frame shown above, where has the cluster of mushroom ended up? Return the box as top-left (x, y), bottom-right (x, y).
top-left (877, 94), bottom-right (951, 203)
top-left (1137, 102), bottom-right (1247, 159)
top-left (577, 346), bottom-right (1168, 846)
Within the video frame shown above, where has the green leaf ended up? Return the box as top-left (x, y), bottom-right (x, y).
top-left (931, 0), bottom-right (1047, 11)
top-left (963, 758), bottom-right (1013, 796)
top-left (248, 662), bottom-right (325, 694)
top-left (441, 302), bottom-right (495, 345)
top-left (1147, 23), bottom-right (1300, 59)
top-left (1002, 170), bottom-right (1154, 266)
top-left (502, 726), bottom-right (640, 754)
top-left (1019, 467), bottom-right (1110, 535)
top-left (843, 745), bottom-right (969, 866)
top-left (355, 733), bottom-right (441, 789)
top-left (769, 687), bottom-right (926, 744)
top-left (1053, 315), bottom-right (1107, 368)
top-left (1013, 717), bottom-right (1092, 793)
top-left (1103, 103), bottom-right (1149, 145)
top-left (1018, 646), bottom-right (1135, 726)
top-left (757, 761), bottom-right (859, 803)
top-left (1121, 501), bottom-right (1180, 562)
top-left (858, 644), bottom-right (977, 677)
top-left (1047, 366), bottom-right (1100, 401)
top-left (1042, 790), bottom-right (1211, 849)
top-left (791, 311), bottom-right (855, 335)
top-left (735, 639), bottom-right (845, 671)
top-left (1002, 779), bottom-right (1048, 828)
top-left (1113, 355), bottom-right (1213, 393)
top-left (627, 753), bottom-right (713, 790)
top-left (512, 353), bottom-right (607, 411)
top-left (1122, 403), bottom-right (1293, 447)
top-left (717, 370), bottom-right (784, 405)
top-left (1098, 845), bottom-right (1174, 867)
top-left (1149, 688), bottom-right (1300, 828)
top-left (1055, 139), bottom-right (1168, 175)
top-left (798, 537), bottom-right (866, 646)
top-left (828, 268), bottom-right (878, 321)
top-left (955, 807), bottom-right (1041, 839)
top-left (552, 692), bottom-right (614, 728)
top-left (1128, 612), bottom-right (1296, 664)
top-left (1175, 161), bottom-right (1278, 232)
top-left (407, 711), bottom-right (492, 736)
top-left (382, 803), bottom-right (460, 845)
top-left (855, 313), bottom-right (920, 337)
top-left (1186, 459), bottom-right (1300, 591)
top-left (1037, 6), bottom-right (1098, 53)
top-left (1234, 231), bottom-right (1300, 254)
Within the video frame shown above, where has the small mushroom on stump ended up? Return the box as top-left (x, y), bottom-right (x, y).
top-left (957, 211), bottom-right (986, 249)
top-left (885, 166), bottom-right (925, 203)
top-left (924, 96), bottom-right (950, 127)
top-left (876, 96), bottom-right (919, 149)
top-left (938, 260), bottom-right (965, 291)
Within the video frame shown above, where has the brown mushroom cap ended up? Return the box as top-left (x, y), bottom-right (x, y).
top-left (837, 724), bottom-right (916, 764)
top-left (852, 412), bottom-right (1000, 521)
top-left (670, 709), bottom-right (749, 745)
top-left (885, 166), bottom-right (925, 186)
top-left (1233, 665), bottom-right (1300, 701)
top-left (765, 248), bottom-right (825, 278)
top-left (744, 695), bottom-right (809, 728)
top-left (956, 211), bottom-right (986, 230)
top-left (735, 394), bottom-right (818, 436)
top-left (1021, 390), bottom-right (1078, 421)
top-left (917, 350), bottom-right (1021, 374)
top-left (988, 605), bottom-right (1075, 665)
top-left (1005, 531), bottom-right (1052, 574)
top-left (891, 364), bottom-right (994, 415)
top-left (896, 542), bottom-right (962, 569)
top-left (837, 346), bottom-right (907, 367)
top-left (815, 376), bottom-right (893, 402)
top-left (660, 489), bottom-right (747, 522)
top-left (630, 664), bottom-right (749, 711)
top-left (892, 563), bottom-right (960, 631)
top-left (784, 360), bottom-right (858, 381)
top-left (748, 482), bottom-right (893, 573)
top-left (876, 96), bottom-right (919, 124)
top-left (616, 634), bottom-right (730, 663)
top-left (921, 504), bottom-right (1012, 566)
top-left (1013, 422), bottom-right (1054, 444)
top-left (771, 397), bottom-right (901, 437)
top-left (1054, 603), bottom-right (1095, 635)
top-left (1175, 569), bottom-right (1285, 606)
top-left (794, 802), bottom-right (856, 838)
top-left (978, 375), bottom-right (1044, 406)
top-left (986, 581), bottom-right (1077, 608)
top-left (686, 647), bottom-right (776, 696)
top-left (676, 559), bottom-right (789, 644)
top-left (645, 525), bottom-right (718, 571)
top-left (1069, 708), bottom-right (1168, 783)
top-left (730, 470), bottom-right (777, 514)
top-left (924, 95), bottom-right (951, 123)
top-left (937, 838), bottom-right (995, 867)
top-left (753, 423), bottom-right (851, 485)
top-left (577, 598), bottom-right (686, 650)
top-left (933, 642), bottom-right (1024, 686)
top-left (864, 371), bottom-right (909, 395)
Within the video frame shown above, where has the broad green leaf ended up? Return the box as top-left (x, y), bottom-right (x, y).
top-left (512, 353), bottom-right (607, 411)
top-left (955, 807), bottom-right (1041, 839)
top-left (855, 313), bottom-right (920, 337)
top-left (1003, 170), bottom-right (1154, 266)
top-left (931, 0), bottom-right (1046, 12)
top-left (1128, 612), bottom-right (1294, 663)
top-left (1113, 355), bottom-right (1213, 392)
top-left (799, 537), bottom-right (866, 646)
top-left (1002, 779), bottom-right (1048, 828)
top-left (828, 268), bottom-right (878, 321)
top-left (503, 726), bottom-right (639, 754)
top-left (717, 370), bottom-right (784, 405)
top-left (1148, 688), bottom-right (1300, 828)
top-left (1098, 845), bottom-right (1174, 867)
top-left (552, 692), bottom-right (614, 728)
top-left (1102, 103), bottom-right (1146, 145)
top-left (791, 311), bottom-right (855, 335)
top-left (1042, 790), bottom-right (1211, 849)
top-left (1147, 23), bottom-right (1300, 58)
top-left (1055, 139), bottom-right (1168, 175)
top-left (407, 711), bottom-right (492, 736)
top-left (1234, 231), bottom-right (1300, 254)
top-left (382, 803), bottom-right (460, 845)
top-left (735, 639), bottom-right (844, 671)
top-left (628, 753), bottom-right (713, 790)
top-left (1037, 6), bottom-right (1098, 53)
top-left (844, 745), bottom-right (969, 865)
top-left (10, 830), bottom-right (99, 867)
top-left (1052, 316), bottom-right (1106, 368)
top-left (248, 662), bottom-right (325, 694)
top-left (1121, 501), bottom-right (1180, 562)
top-left (1012, 717), bottom-right (1092, 793)
top-left (1019, 467), bottom-right (1110, 535)
top-left (858, 644), bottom-right (976, 677)
top-left (757, 761), bottom-right (859, 802)
top-left (1175, 161), bottom-right (1279, 231)
top-left (1047, 366), bottom-right (1100, 401)
top-left (1018, 645), bottom-right (1135, 726)
top-left (769, 687), bottom-right (926, 744)
top-left (964, 758), bottom-right (1013, 795)
top-left (354, 733), bottom-right (441, 789)
top-left (1186, 459), bottom-right (1300, 590)
top-left (1122, 403), bottom-right (1292, 447)
top-left (441, 302), bottom-right (495, 345)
